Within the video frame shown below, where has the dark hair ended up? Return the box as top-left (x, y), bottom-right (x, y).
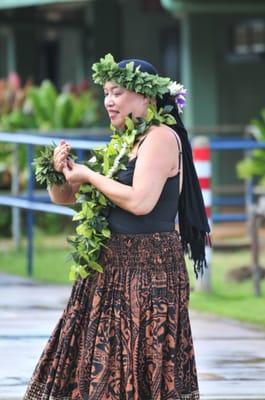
top-left (118, 58), bottom-right (158, 75)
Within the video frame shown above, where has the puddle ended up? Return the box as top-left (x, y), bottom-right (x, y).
top-left (216, 357), bottom-right (265, 365)
top-left (0, 376), bottom-right (27, 386)
top-left (199, 372), bottom-right (226, 381)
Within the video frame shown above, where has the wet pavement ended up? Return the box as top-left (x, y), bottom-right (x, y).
top-left (0, 272), bottom-right (265, 400)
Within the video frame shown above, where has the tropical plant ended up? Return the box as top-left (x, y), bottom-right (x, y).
top-left (0, 79), bottom-right (100, 131)
top-left (0, 75), bottom-right (101, 236)
top-left (237, 108), bottom-right (265, 186)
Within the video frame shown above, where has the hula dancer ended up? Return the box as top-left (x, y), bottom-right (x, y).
top-left (24, 54), bottom-right (210, 400)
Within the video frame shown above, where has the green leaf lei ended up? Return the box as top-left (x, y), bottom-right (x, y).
top-left (92, 53), bottom-right (172, 99)
top-left (33, 105), bottom-right (176, 281)
top-left (33, 143), bottom-right (77, 186)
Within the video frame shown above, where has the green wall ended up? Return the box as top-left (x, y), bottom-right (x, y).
top-left (180, 12), bottom-right (265, 188)
top-left (190, 14), bottom-right (219, 127)
top-left (59, 28), bottom-right (85, 86)
top-left (181, 13), bottom-right (265, 128)
top-left (122, 0), bottom-right (176, 70)
top-left (0, 29), bottom-right (9, 76)
top-left (92, 0), bottom-right (121, 62)
top-left (180, 14), bottom-right (219, 129)
top-left (215, 14), bottom-right (265, 186)
top-left (90, 0), bottom-right (179, 75)
top-left (216, 14), bottom-right (265, 125)
top-left (15, 26), bottom-right (37, 81)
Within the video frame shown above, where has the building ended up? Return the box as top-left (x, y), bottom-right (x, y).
top-left (1, 0), bottom-right (265, 191)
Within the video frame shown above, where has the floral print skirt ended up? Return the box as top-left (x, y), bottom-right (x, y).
top-left (23, 230), bottom-right (200, 400)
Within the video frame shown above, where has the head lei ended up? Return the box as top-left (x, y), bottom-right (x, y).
top-left (92, 53), bottom-right (187, 114)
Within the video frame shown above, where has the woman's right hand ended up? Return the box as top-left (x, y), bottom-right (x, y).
top-left (53, 140), bottom-right (71, 173)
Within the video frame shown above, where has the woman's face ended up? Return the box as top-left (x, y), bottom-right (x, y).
top-left (103, 81), bottom-right (149, 129)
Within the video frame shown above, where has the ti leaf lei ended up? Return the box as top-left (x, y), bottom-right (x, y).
top-left (33, 104), bottom-right (176, 281)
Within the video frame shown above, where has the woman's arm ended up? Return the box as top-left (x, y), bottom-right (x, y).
top-left (48, 182), bottom-right (80, 205)
top-left (63, 126), bottom-right (180, 214)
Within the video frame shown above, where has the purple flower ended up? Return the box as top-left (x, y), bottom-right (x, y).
top-left (168, 81), bottom-right (187, 113)
top-left (175, 87), bottom-right (187, 113)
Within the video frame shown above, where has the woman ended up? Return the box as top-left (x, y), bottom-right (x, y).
top-left (24, 55), bottom-right (210, 400)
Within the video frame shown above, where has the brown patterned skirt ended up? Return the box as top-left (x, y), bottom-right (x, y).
top-left (23, 230), bottom-right (200, 400)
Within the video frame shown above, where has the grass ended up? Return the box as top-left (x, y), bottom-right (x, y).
top-left (0, 232), bottom-right (71, 284)
top-left (187, 249), bottom-right (265, 327)
top-left (1, 232), bottom-right (265, 327)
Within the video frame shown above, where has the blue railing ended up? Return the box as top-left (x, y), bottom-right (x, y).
top-left (210, 138), bottom-right (265, 222)
top-left (0, 132), bottom-right (265, 276)
top-left (0, 131), bottom-right (109, 276)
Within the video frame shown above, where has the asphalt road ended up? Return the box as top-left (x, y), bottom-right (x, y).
top-left (1, 273), bottom-right (265, 400)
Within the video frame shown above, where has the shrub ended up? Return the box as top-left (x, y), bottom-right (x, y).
top-left (237, 108), bottom-right (265, 187)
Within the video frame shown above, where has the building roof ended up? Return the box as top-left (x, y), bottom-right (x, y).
top-left (0, 0), bottom-right (87, 10)
top-left (161, 0), bottom-right (265, 14)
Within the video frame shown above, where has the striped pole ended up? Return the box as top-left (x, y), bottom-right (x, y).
top-left (192, 136), bottom-right (212, 292)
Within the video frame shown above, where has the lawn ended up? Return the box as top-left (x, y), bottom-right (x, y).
top-left (0, 233), bottom-right (71, 284)
top-left (1, 233), bottom-right (265, 327)
top-left (187, 250), bottom-right (265, 327)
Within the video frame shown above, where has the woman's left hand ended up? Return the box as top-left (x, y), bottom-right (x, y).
top-left (63, 160), bottom-right (91, 185)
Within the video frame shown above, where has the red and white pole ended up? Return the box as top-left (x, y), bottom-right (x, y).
top-left (192, 136), bottom-right (212, 292)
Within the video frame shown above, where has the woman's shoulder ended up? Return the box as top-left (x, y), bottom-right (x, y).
top-left (133, 124), bottom-right (180, 164)
top-left (144, 124), bottom-right (181, 149)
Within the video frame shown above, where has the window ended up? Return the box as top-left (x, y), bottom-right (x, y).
top-left (232, 19), bottom-right (265, 56)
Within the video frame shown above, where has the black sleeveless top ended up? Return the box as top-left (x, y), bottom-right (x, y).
top-left (107, 133), bottom-right (182, 234)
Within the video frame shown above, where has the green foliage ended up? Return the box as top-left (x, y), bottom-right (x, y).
top-left (92, 53), bottom-right (172, 99)
top-left (33, 143), bottom-right (76, 187)
top-left (0, 206), bottom-right (11, 237)
top-left (237, 108), bottom-right (265, 186)
top-left (0, 80), bottom-right (100, 131)
top-left (35, 212), bottom-right (73, 235)
top-left (187, 249), bottom-right (265, 326)
top-left (0, 110), bottom-right (35, 131)
top-left (27, 80), bottom-right (99, 130)
top-left (0, 77), bottom-right (100, 235)
top-left (33, 105), bottom-right (176, 281)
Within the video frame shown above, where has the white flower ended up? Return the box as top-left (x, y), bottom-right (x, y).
top-left (168, 81), bottom-right (183, 96)
top-left (88, 156), bottom-right (97, 163)
top-left (107, 143), bottom-right (128, 178)
top-left (168, 81), bottom-right (188, 113)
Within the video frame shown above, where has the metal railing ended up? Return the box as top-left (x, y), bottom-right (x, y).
top-left (0, 131), bottom-right (109, 276)
top-left (1, 131), bottom-right (265, 276)
top-left (210, 137), bottom-right (265, 222)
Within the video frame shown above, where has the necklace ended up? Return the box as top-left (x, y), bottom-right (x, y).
top-left (34, 104), bottom-right (176, 280)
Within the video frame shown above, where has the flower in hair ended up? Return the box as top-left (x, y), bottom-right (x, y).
top-left (168, 81), bottom-right (182, 96)
top-left (168, 81), bottom-right (187, 114)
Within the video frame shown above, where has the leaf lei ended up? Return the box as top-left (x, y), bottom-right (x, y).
top-left (33, 143), bottom-right (76, 186)
top-left (33, 105), bottom-right (176, 281)
top-left (92, 53), bottom-right (172, 99)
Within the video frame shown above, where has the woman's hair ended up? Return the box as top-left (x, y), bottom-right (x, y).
top-left (118, 59), bottom-right (158, 75)
top-left (157, 92), bottom-right (187, 133)
top-left (118, 59), bottom-right (181, 122)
